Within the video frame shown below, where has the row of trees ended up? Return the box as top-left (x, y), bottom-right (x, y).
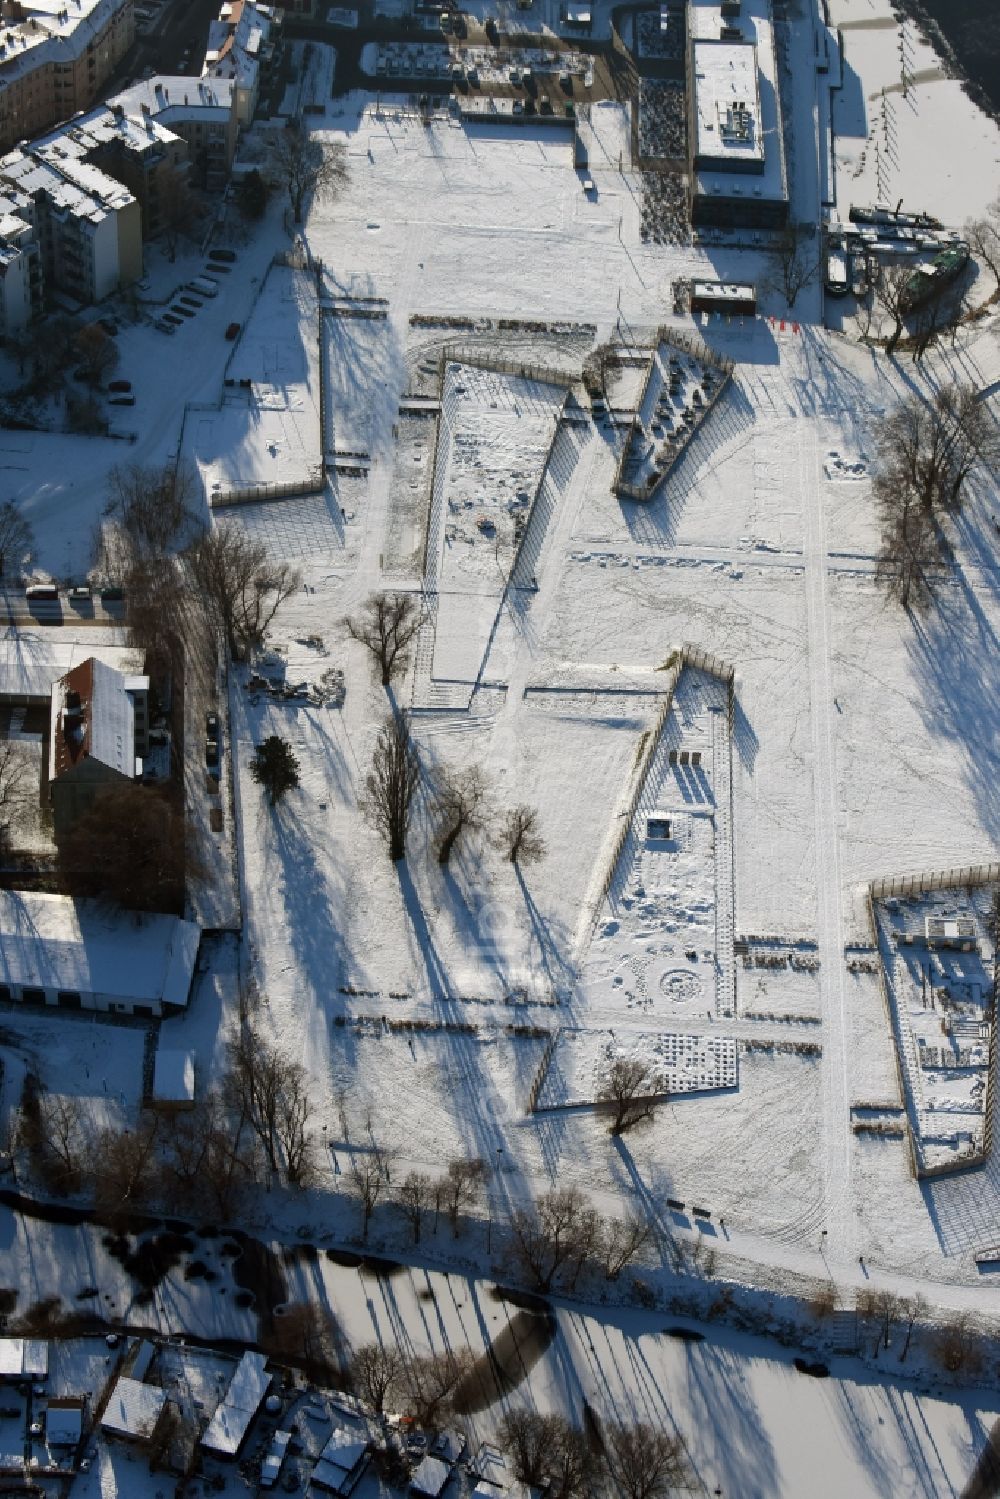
top-left (362, 711), bottom-right (544, 866)
top-left (344, 1346), bottom-right (686, 1498)
top-left (872, 384), bottom-right (997, 611)
top-left (16, 1018), bottom-right (316, 1216)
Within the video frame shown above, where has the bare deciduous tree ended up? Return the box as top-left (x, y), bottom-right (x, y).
top-left (963, 200), bottom-right (1000, 295)
top-left (399, 1349), bottom-right (474, 1430)
top-left (349, 1156), bottom-right (388, 1242)
top-left (499, 1411), bottom-right (590, 1498)
top-left (601, 1422), bottom-right (689, 1499)
top-left (36, 1093), bottom-right (87, 1193)
top-left (931, 1313), bottom-right (983, 1376)
top-left (94, 1112), bottom-right (163, 1215)
top-left (160, 1090), bottom-right (256, 1216)
top-left (74, 323), bottom-right (119, 386)
top-left (898, 1292), bottom-right (927, 1363)
top-left (269, 121), bottom-right (348, 223)
top-left (106, 461), bottom-right (200, 563)
top-left (397, 1170), bottom-right (433, 1244)
top-left (58, 783), bottom-right (187, 913)
top-left (508, 1186), bottom-right (601, 1293)
top-left (345, 591), bottom-right (422, 687)
top-left (858, 1287), bottom-right (903, 1356)
top-left (0, 740), bottom-right (32, 853)
top-left (224, 1022), bottom-right (316, 1185)
top-left (187, 523), bottom-right (301, 660)
top-left (0, 499), bottom-right (34, 580)
top-left (363, 714), bottom-right (421, 862)
top-left (498, 804), bottom-right (546, 865)
top-left (875, 386), bottom-right (996, 519)
top-left (875, 489), bottom-right (941, 613)
top-left (434, 766), bottom-right (487, 865)
top-left (601, 1212), bottom-right (652, 1281)
top-left (767, 222), bottom-right (819, 309)
top-left (871, 262), bottom-right (913, 357)
top-left (598, 1056), bottom-right (659, 1136)
top-left (349, 1344), bottom-right (405, 1414)
top-left (442, 1156), bottom-right (488, 1237)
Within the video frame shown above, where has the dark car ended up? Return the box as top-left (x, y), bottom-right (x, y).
top-left (209, 248), bottom-right (237, 263)
top-left (171, 305), bottom-right (195, 318)
top-left (206, 711), bottom-right (219, 739)
top-left (207, 261), bottom-right (231, 273)
top-left (108, 379), bottom-right (132, 393)
top-left (206, 737), bottom-right (220, 768)
top-left (179, 296), bottom-right (202, 309)
top-left (101, 585), bottom-right (125, 603)
top-left (225, 322), bottom-right (241, 340)
top-left (154, 319), bottom-right (176, 334)
top-left (163, 313), bottom-right (183, 326)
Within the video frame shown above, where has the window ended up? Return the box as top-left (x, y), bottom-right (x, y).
top-left (132, 1004), bottom-right (154, 1018)
top-left (57, 990), bottom-right (82, 1009)
top-left (0, 984), bottom-right (10, 1001)
top-left (22, 987), bottom-right (45, 1004)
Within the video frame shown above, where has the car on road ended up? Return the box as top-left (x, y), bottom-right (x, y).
top-left (225, 321), bottom-right (241, 340)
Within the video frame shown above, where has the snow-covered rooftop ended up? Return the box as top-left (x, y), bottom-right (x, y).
top-left (0, 1338), bottom-right (48, 1379)
top-left (200, 1351), bottom-right (270, 1456)
top-left (688, 0), bottom-right (785, 202)
top-left (0, 635), bottom-right (143, 706)
top-left (152, 1048), bottom-right (196, 1103)
top-left (0, 891), bottom-right (201, 1009)
top-left (101, 1377), bottom-right (167, 1441)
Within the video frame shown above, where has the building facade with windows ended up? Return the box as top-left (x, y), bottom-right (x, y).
top-left (0, 0), bottom-right (135, 154)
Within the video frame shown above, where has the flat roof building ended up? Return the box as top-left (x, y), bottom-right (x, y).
top-left (686, 0), bottom-right (788, 228)
top-left (0, 889), bottom-right (200, 1016)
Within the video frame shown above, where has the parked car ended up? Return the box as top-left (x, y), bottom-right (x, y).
top-left (206, 711), bottom-right (219, 739)
top-left (108, 379), bottom-right (131, 392)
top-left (163, 313), bottom-right (183, 326)
top-left (206, 737), bottom-right (220, 768)
top-left (225, 322), bottom-right (241, 340)
top-left (109, 394), bottom-right (135, 406)
top-left (206, 261), bottom-right (231, 273)
top-left (100, 585), bottom-right (125, 603)
top-left (154, 318), bottom-right (175, 334)
top-left (179, 296), bottom-right (202, 309)
top-left (209, 247), bottom-right (237, 263)
top-left (171, 305), bottom-right (195, 318)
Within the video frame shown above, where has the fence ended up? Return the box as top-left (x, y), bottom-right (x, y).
top-left (610, 331), bottom-right (735, 502)
top-left (526, 1028), bottom-right (561, 1113)
top-left (869, 863), bottom-right (1000, 899)
top-left (866, 877), bottom-right (1000, 1180)
top-left (210, 472), bottom-right (324, 509)
top-left (435, 344), bottom-right (580, 391)
top-left (573, 645), bottom-right (737, 960)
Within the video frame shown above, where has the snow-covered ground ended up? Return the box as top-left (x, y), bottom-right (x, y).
top-left (2, 3), bottom-right (1000, 1485)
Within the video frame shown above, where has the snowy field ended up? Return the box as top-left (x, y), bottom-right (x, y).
top-left (0, 7), bottom-right (999, 1483)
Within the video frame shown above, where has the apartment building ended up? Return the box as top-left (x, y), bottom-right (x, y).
top-left (0, 188), bottom-right (42, 333)
top-left (203, 0), bottom-right (275, 127)
top-left (0, 139), bottom-right (141, 303)
top-left (110, 74), bottom-right (237, 190)
top-left (0, 0), bottom-right (135, 154)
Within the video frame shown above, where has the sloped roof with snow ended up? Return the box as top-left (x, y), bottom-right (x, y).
top-left (101, 1377), bottom-right (167, 1440)
top-left (200, 1351), bottom-right (270, 1456)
